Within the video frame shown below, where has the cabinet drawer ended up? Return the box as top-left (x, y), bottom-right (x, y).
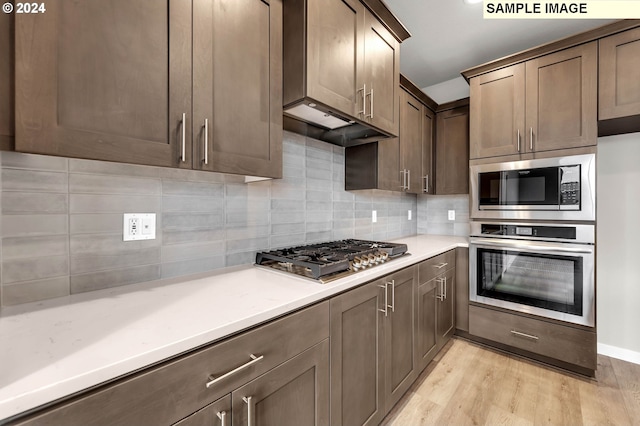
top-left (469, 305), bottom-right (596, 370)
top-left (13, 302), bottom-right (330, 426)
top-left (418, 249), bottom-right (456, 284)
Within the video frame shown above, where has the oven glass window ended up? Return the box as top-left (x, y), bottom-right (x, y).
top-left (478, 167), bottom-right (560, 206)
top-left (476, 248), bottom-right (583, 315)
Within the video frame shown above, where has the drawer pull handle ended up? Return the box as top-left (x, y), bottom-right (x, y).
top-left (434, 262), bottom-right (448, 269)
top-left (510, 330), bottom-right (539, 341)
top-left (217, 411), bottom-right (227, 426)
top-left (206, 354), bottom-right (264, 388)
top-left (378, 284), bottom-right (389, 317)
top-left (243, 396), bottom-right (255, 426)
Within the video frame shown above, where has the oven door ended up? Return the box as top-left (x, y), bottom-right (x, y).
top-left (469, 237), bottom-right (595, 327)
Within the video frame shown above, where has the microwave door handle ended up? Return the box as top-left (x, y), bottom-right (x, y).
top-left (472, 239), bottom-right (593, 254)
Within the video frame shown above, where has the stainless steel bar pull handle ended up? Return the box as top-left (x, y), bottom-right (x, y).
top-left (369, 88), bottom-right (374, 119)
top-left (203, 119), bottom-right (209, 165)
top-left (216, 411), bottom-right (227, 426)
top-left (243, 396), bottom-right (255, 426)
top-left (517, 129), bottom-right (521, 152)
top-left (181, 113), bottom-right (187, 162)
top-left (423, 175), bottom-right (429, 193)
top-left (206, 354), bottom-right (264, 388)
top-left (406, 169), bottom-right (410, 191)
top-left (511, 330), bottom-right (539, 341)
top-left (443, 276), bottom-right (447, 300)
top-left (358, 84), bottom-right (366, 116)
top-left (436, 277), bottom-right (445, 301)
top-left (435, 262), bottom-right (448, 269)
top-left (385, 280), bottom-right (396, 312)
top-left (530, 127), bottom-right (533, 150)
top-left (378, 283), bottom-right (389, 317)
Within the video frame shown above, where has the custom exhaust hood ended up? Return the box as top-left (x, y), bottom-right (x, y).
top-left (282, 0), bottom-right (410, 147)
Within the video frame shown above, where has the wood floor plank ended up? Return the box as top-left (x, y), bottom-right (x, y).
top-left (533, 367), bottom-right (583, 425)
top-left (578, 355), bottom-right (633, 426)
top-left (384, 338), bottom-right (640, 426)
top-left (610, 356), bottom-right (640, 422)
top-left (415, 339), bottom-right (481, 407)
top-left (491, 356), bottom-right (540, 423)
top-left (436, 348), bottom-right (507, 425)
top-left (485, 404), bottom-right (535, 426)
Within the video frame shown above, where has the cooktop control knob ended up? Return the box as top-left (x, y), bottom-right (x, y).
top-left (352, 256), bottom-right (362, 269)
top-left (368, 254), bottom-right (377, 264)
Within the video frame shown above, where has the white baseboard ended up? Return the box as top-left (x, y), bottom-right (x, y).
top-left (597, 342), bottom-right (640, 365)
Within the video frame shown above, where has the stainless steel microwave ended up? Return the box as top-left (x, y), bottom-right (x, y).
top-left (470, 154), bottom-right (595, 221)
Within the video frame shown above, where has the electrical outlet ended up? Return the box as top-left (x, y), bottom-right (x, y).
top-left (408, 210), bottom-right (412, 220)
top-left (448, 210), bottom-right (455, 221)
top-left (124, 213), bottom-right (156, 241)
top-left (372, 210), bottom-right (377, 223)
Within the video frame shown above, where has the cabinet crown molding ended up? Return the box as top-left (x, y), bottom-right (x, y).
top-left (461, 19), bottom-right (640, 81)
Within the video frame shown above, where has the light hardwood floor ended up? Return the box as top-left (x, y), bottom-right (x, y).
top-left (382, 338), bottom-right (640, 425)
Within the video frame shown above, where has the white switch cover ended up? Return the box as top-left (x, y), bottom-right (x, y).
top-left (123, 213), bottom-right (156, 241)
top-left (448, 210), bottom-right (455, 221)
top-left (408, 210), bottom-right (412, 220)
top-left (372, 210), bottom-right (377, 223)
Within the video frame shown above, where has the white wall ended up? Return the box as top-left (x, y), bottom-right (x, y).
top-left (422, 77), bottom-right (470, 104)
top-left (597, 133), bottom-right (640, 364)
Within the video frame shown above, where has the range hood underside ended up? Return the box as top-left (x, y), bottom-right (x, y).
top-left (283, 100), bottom-right (393, 147)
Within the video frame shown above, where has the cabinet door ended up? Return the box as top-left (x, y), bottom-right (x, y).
top-left (399, 89), bottom-right (423, 194)
top-left (377, 138), bottom-right (402, 191)
top-left (599, 27), bottom-right (640, 121)
top-left (306, 0), bottom-right (363, 118)
top-left (361, 9), bottom-right (400, 136)
top-left (435, 105), bottom-right (469, 195)
top-left (173, 395), bottom-right (231, 426)
top-left (0, 7), bottom-right (13, 151)
top-left (469, 64), bottom-right (525, 159)
top-left (232, 340), bottom-right (330, 426)
top-left (422, 107), bottom-right (435, 194)
top-left (455, 247), bottom-right (470, 333)
top-left (384, 267), bottom-right (417, 411)
top-left (193, 0), bottom-right (282, 178)
top-left (417, 279), bottom-right (437, 370)
top-left (330, 281), bottom-right (385, 426)
top-left (15, 0), bottom-right (191, 167)
top-left (436, 268), bottom-right (456, 349)
top-left (525, 42), bottom-right (597, 152)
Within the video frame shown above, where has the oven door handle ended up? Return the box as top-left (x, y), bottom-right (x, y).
top-left (470, 238), bottom-right (594, 254)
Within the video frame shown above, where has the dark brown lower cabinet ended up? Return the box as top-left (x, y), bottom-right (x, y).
top-left (330, 266), bottom-right (417, 426)
top-left (9, 250), bottom-right (467, 426)
top-left (416, 249), bottom-right (456, 369)
top-left (231, 340), bottom-right (329, 426)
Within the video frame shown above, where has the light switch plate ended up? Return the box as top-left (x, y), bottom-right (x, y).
top-left (408, 210), bottom-right (412, 220)
top-left (448, 210), bottom-right (455, 221)
top-left (123, 213), bottom-right (156, 241)
top-left (372, 210), bottom-right (377, 223)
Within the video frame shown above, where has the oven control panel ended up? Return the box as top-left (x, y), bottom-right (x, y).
top-left (560, 165), bottom-right (580, 206)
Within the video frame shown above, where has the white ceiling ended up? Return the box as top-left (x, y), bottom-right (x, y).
top-left (384, 0), bottom-right (614, 89)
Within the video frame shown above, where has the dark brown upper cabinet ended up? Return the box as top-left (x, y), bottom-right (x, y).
top-left (192, 0), bottom-right (282, 177)
top-left (469, 64), bottom-right (525, 159)
top-left (345, 84), bottom-right (430, 193)
top-left (469, 42), bottom-right (596, 160)
top-left (283, 0), bottom-right (406, 146)
top-left (15, 0), bottom-right (282, 178)
top-left (421, 104), bottom-right (435, 194)
top-left (435, 101), bottom-right (469, 195)
top-left (0, 8), bottom-right (14, 151)
top-left (599, 26), bottom-right (640, 136)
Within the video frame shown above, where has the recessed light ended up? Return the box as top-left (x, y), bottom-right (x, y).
top-left (463, 0), bottom-right (483, 4)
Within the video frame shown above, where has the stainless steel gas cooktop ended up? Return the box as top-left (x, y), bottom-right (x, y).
top-left (255, 239), bottom-right (409, 283)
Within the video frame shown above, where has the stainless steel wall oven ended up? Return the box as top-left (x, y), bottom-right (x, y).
top-left (470, 154), bottom-right (595, 221)
top-left (469, 222), bottom-right (595, 327)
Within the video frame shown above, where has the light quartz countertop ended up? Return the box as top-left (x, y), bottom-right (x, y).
top-left (0, 234), bottom-right (468, 421)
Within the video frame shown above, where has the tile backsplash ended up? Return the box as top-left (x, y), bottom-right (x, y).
top-left (0, 132), bottom-right (418, 307)
top-left (417, 194), bottom-right (470, 237)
